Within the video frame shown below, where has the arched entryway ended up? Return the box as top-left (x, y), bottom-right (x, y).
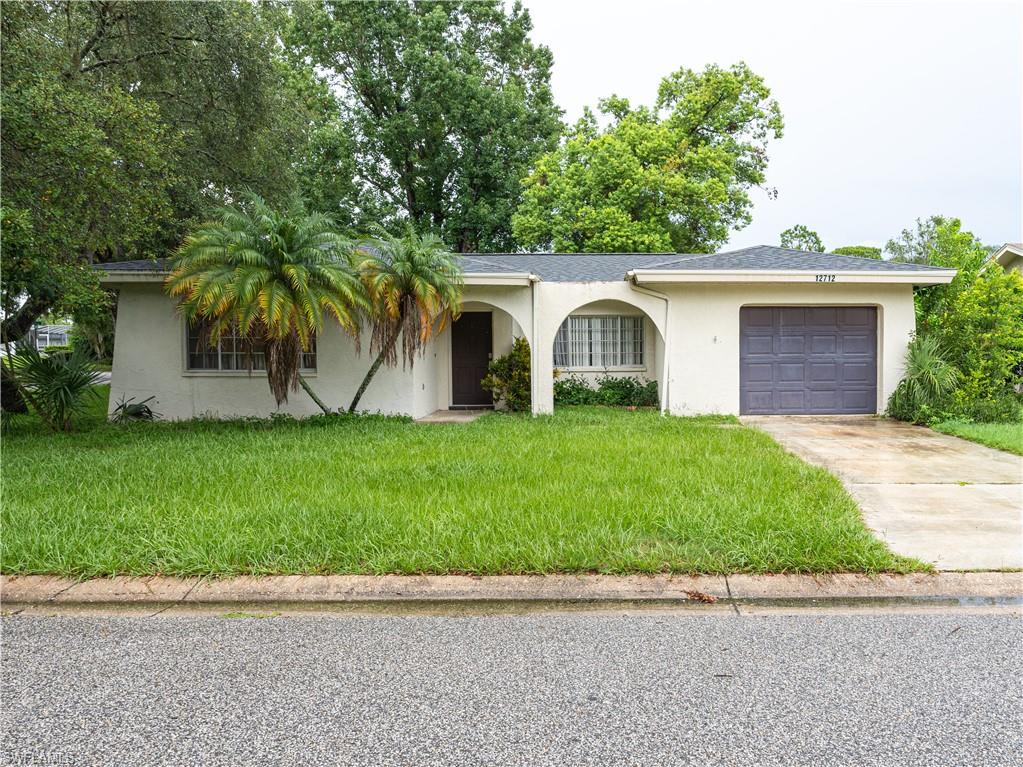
top-left (415, 285), bottom-right (534, 416)
top-left (532, 282), bottom-right (668, 414)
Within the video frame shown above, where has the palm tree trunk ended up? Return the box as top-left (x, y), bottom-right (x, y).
top-left (299, 375), bottom-right (331, 415)
top-left (348, 328), bottom-right (401, 414)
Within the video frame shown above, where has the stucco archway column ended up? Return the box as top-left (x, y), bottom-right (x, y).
top-left (532, 327), bottom-right (555, 415)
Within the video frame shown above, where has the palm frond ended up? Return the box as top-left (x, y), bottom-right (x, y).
top-left (166, 196), bottom-right (369, 407)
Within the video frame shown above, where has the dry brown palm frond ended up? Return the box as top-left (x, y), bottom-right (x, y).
top-left (265, 331), bottom-right (302, 406)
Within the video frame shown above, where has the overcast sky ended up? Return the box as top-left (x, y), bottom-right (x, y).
top-left (523, 0), bottom-right (1023, 251)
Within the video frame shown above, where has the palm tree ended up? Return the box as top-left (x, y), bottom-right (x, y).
top-left (166, 194), bottom-right (367, 412)
top-left (348, 230), bottom-right (463, 413)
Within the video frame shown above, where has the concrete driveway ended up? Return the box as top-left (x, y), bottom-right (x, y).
top-left (743, 416), bottom-right (1023, 571)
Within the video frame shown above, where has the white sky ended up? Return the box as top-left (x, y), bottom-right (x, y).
top-left (523, 0), bottom-right (1023, 250)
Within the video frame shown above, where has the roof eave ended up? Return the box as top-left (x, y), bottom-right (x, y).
top-left (462, 272), bottom-right (538, 286)
top-left (994, 244), bottom-right (1023, 267)
top-left (99, 270), bottom-right (540, 287)
top-left (627, 269), bottom-right (957, 286)
top-left (98, 271), bottom-right (167, 284)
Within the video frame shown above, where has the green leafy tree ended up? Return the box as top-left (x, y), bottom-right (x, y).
top-left (885, 215), bottom-right (948, 264)
top-left (889, 217), bottom-right (1023, 421)
top-left (70, 292), bottom-right (117, 362)
top-left (166, 195), bottom-right (367, 411)
top-left (831, 245), bottom-right (882, 259)
top-left (348, 231), bottom-right (463, 412)
top-left (780, 225), bottom-right (824, 252)
top-left (934, 266), bottom-right (1023, 411)
top-left (512, 63), bottom-right (784, 253)
top-left (291, 0), bottom-right (562, 252)
top-left (1, 1), bottom-right (338, 343)
top-left (912, 218), bottom-right (990, 332)
top-left (0, 67), bottom-right (176, 343)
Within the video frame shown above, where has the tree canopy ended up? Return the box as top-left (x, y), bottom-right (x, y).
top-left (779, 225), bottom-right (824, 252)
top-left (831, 246), bottom-right (882, 259)
top-left (903, 217), bottom-right (1022, 418)
top-left (291, 0), bottom-right (562, 253)
top-left (1, 0), bottom-right (336, 342)
top-left (884, 215), bottom-right (950, 264)
top-left (512, 63), bottom-right (784, 253)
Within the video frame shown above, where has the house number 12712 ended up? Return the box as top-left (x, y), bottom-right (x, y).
top-left (815, 274), bottom-right (836, 282)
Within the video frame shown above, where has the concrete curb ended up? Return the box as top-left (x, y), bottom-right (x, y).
top-left (2, 572), bottom-right (1020, 607)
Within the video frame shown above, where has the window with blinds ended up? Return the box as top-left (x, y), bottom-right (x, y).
top-left (186, 319), bottom-right (316, 371)
top-left (552, 315), bottom-right (644, 368)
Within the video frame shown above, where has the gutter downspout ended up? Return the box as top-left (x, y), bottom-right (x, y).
top-left (627, 273), bottom-right (671, 416)
top-left (529, 274), bottom-right (541, 416)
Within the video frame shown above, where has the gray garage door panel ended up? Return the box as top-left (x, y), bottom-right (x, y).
top-left (740, 306), bottom-right (877, 415)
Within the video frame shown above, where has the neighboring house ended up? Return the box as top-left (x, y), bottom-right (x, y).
top-left (992, 242), bottom-right (1023, 272)
top-left (31, 324), bottom-right (72, 350)
top-left (97, 246), bottom-right (954, 419)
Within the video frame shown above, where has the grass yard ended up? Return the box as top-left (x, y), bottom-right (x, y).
top-left (931, 420), bottom-right (1023, 456)
top-left (1, 401), bottom-right (923, 577)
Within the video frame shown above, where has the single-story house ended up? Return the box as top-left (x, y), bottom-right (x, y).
top-left (993, 243), bottom-right (1023, 273)
top-left (97, 246), bottom-right (955, 419)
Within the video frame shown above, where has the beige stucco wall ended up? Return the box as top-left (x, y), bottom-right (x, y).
top-left (655, 282), bottom-right (916, 416)
top-left (110, 284), bottom-right (415, 420)
top-left (110, 283), bottom-right (536, 421)
top-left (109, 278), bottom-right (916, 420)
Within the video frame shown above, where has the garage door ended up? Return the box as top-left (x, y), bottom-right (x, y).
top-left (740, 306), bottom-right (877, 415)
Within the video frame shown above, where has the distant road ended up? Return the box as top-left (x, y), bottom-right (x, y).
top-left (2, 609), bottom-right (1020, 766)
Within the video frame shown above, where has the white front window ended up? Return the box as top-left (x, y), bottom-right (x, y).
top-left (553, 315), bottom-right (644, 368)
top-left (186, 319), bottom-right (316, 372)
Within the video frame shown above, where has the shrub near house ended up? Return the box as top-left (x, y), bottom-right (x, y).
top-left (886, 218), bottom-right (1023, 424)
top-left (554, 375), bottom-right (658, 408)
top-left (482, 337), bottom-right (531, 412)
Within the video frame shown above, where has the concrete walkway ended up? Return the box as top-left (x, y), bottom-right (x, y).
top-left (416, 409), bottom-right (489, 423)
top-left (743, 416), bottom-right (1023, 570)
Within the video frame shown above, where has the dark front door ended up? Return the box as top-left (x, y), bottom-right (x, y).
top-left (739, 306), bottom-right (878, 415)
top-left (451, 312), bottom-right (493, 407)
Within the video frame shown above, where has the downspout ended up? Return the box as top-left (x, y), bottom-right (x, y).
top-left (529, 274), bottom-right (541, 416)
top-left (627, 274), bottom-right (671, 416)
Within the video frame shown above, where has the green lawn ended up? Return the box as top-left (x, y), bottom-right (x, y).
top-left (1, 401), bottom-right (922, 577)
top-left (931, 420), bottom-right (1023, 456)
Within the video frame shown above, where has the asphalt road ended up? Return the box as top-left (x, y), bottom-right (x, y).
top-left (2, 610), bottom-right (1020, 766)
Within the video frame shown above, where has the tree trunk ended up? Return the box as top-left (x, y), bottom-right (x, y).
top-left (1, 295), bottom-right (50, 345)
top-left (299, 375), bottom-right (331, 415)
top-left (1, 363), bottom-right (28, 414)
top-left (348, 328), bottom-right (401, 414)
top-left (2, 363), bottom-right (55, 430)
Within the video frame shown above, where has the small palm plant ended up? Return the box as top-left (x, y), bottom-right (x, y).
top-left (4, 344), bottom-right (102, 431)
top-left (887, 335), bottom-right (961, 423)
top-left (348, 230), bottom-right (463, 413)
top-left (166, 194), bottom-right (368, 412)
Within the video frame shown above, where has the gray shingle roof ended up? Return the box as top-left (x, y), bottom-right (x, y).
top-left (640, 246), bottom-right (943, 273)
top-left (99, 258), bottom-right (169, 271)
top-left (459, 253), bottom-right (677, 280)
top-left (96, 246), bottom-right (948, 282)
